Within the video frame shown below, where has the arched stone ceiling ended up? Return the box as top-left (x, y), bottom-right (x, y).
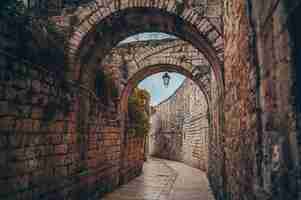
top-left (119, 64), bottom-right (211, 116)
top-left (58, 0), bottom-right (224, 95)
top-left (67, 4), bottom-right (223, 63)
top-left (102, 38), bottom-right (212, 102)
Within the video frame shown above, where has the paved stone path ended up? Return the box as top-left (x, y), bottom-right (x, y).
top-left (102, 158), bottom-right (215, 200)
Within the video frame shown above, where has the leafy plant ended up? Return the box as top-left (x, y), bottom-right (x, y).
top-left (95, 70), bottom-right (119, 105)
top-left (78, 168), bottom-right (89, 176)
top-left (128, 88), bottom-right (150, 137)
top-left (41, 84), bottom-right (73, 123)
top-left (175, 0), bottom-right (185, 15)
top-left (0, 0), bottom-right (27, 18)
top-left (42, 101), bottom-right (57, 122)
top-left (0, 0), bottom-right (61, 36)
top-left (1, 0), bottom-right (64, 71)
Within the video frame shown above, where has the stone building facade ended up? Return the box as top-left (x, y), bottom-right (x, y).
top-left (149, 78), bottom-right (209, 171)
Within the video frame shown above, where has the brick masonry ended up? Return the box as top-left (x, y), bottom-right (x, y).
top-left (0, 17), bottom-right (145, 199)
top-left (0, 27), bottom-right (214, 199)
top-left (0, 0), bottom-right (301, 200)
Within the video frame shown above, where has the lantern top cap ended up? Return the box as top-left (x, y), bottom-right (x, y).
top-left (163, 72), bottom-right (170, 78)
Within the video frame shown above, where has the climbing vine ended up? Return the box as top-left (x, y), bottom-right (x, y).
top-left (42, 82), bottom-right (73, 124)
top-left (0, 0), bottom-right (65, 73)
top-left (0, 0), bottom-right (27, 18)
top-left (95, 69), bottom-right (119, 105)
top-left (128, 88), bottom-right (151, 137)
top-left (175, 0), bottom-right (185, 15)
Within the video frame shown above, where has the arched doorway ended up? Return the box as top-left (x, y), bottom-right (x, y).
top-left (66, 2), bottom-right (224, 198)
top-left (120, 63), bottom-right (213, 180)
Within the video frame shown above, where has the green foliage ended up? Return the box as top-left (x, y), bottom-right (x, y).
top-left (175, 1), bottom-right (185, 15)
top-left (45, 20), bottom-right (59, 34)
top-left (78, 168), bottom-right (89, 177)
top-left (42, 101), bottom-right (57, 122)
top-left (0, 0), bottom-right (27, 18)
top-left (128, 88), bottom-right (150, 137)
top-left (95, 70), bottom-right (119, 105)
top-left (41, 82), bottom-right (73, 123)
top-left (0, 0), bottom-right (60, 34)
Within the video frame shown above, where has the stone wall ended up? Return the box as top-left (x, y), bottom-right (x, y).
top-left (120, 137), bottom-right (145, 184)
top-left (0, 18), bottom-right (145, 200)
top-left (251, 1), bottom-right (300, 198)
top-left (0, 24), bottom-right (216, 199)
top-left (149, 78), bottom-right (209, 171)
top-left (98, 36), bottom-right (223, 195)
top-left (222, 0), bottom-right (300, 199)
top-left (1, 0), bottom-right (301, 199)
top-left (208, 70), bottom-right (224, 199)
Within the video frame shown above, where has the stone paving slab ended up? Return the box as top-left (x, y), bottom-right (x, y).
top-left (102, 157), bottom-right (215, 200)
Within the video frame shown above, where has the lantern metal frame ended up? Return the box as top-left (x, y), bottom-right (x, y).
top-left (162, 72), bottom-right (171, 88)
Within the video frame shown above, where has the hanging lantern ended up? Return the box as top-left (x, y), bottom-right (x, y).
top-left (162, 72), bottom-right (171, 88)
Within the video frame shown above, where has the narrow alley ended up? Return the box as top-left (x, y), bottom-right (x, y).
top-left (103, 158), bottom-right (215, 200)
top-left (0, 0), bottom-right (300, 200)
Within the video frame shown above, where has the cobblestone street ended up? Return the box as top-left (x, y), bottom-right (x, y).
top-left (103, 158), bottom-right (215, 200)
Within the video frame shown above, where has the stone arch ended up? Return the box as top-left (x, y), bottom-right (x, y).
top-left (132, 40), bottom-right (188, 63)
top-left (99, 37), bottom-right (213, 103)
top-left (118, 63), bottom-right (212, 179)
top-left (124, 56), bottom-right (211, 99)
top-left (120, 63), bottom-right (211, 115)
top-left (68, 1), bottom-right (222, 62)
top-left (124, 39), bottom-right (209, 75)
top-left (66, 1), bottom-right (224, 98)
top-left (99, 36), bottom-right (219, 183)
top-left (64, 1), bottom-right (225, 190)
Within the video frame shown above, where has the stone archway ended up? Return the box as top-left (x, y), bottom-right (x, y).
top-left (98, 35), bottom-right (222, 189)
top-left (120, 64), bottom-right (211, 114)
top-left (63, 0), bottom-right (225, 196)
top-left (118, 63), bottom-right (212, 181)
top-left (2, 0), bottom-right (301, 199)
top-left (99, 37), bottom-right (213, 113)
top-left (64, 1), bottom-right (224, 97)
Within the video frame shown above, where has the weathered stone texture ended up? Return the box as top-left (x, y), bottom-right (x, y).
top-left (1, 0), bottom-right (301, 199)
top-left (208, 70), bottom-right (224, 200)
top-left (102, 38), bottom-right (210, 83)
top-left (149, 78), bottom-right (210, 171)
top-left (64, 0), bottom-right (223, 65)
top-left (223, 0), bottom-right (258, 199)
top-left (223, 0), bottom-right (300, 199)
top-left (120, 137), bottom-right (145, 184)
top-left (0, 18), bottom-right (145, 199)
top-left (252, 1), bottom-right (300, 199)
